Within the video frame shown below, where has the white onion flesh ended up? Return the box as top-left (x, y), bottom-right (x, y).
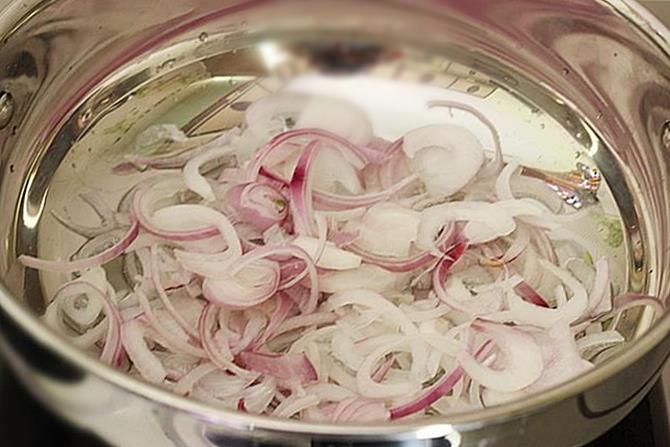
top-left (403, 124), bottom-right (485, 196)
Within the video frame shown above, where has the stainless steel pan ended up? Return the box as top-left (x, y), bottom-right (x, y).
top-left (0, 1), bottom-right (670, 445)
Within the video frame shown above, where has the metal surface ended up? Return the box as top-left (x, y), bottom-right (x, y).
top-left (0, 0), bottom-right (669, 446)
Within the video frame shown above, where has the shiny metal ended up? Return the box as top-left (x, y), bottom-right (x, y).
top-left (0, 0), bottom-right (669, 446)
top-left (521, 163), bottom-right (602, 209)
top-left (0, 91), bottom-right (15, 129)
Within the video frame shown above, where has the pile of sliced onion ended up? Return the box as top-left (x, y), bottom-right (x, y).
top-left (22, 90), bottom-right (662, 422)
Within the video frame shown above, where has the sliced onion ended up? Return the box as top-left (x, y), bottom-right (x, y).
top-left (296, 96), bottom-right (373, 147)
top-left (132, 180), bottom-right (218, 241)
top-left (505, 260), bottom-right (588, 327)
top-left (513, 281), bottom-right (550, 308)
top-left (348, 222), bottom-right (456, 273)
top-left (584, 258), bottom-right (610, 317)
top-left (403, 124), bottom-right (484, 196)
top-left (319, 264), bottom-right (401, 294)
top-left (183, 140), bottom-right (237, 201)
top-left (198, 304), bottom-right (255, 377)
top-left (150, 245), bottom-right (199, 339)
top-left (174, 362), bottom-right (218, 396)
top-left (311, 146), bottom-right (364, 194)
top-left (239, 351), bottom-right (317, 383)
top-left (55, 277), bottom-right (124, 366)
top-left (224, 182), bottom-right (288, 232)
top-left (312, 175), bottom-right (417, 211)
top-left (202, 259), bottom-right (280, 309)
top-left (135, 288), bottom-right (205, 357)
top-left (273, 394), bottom-right (320, 418)
top-left (20, 220), bottom-right (139, 273)
top-left (140, 203), bottom-right (242, 258)
top-left (122, 319), bottom-right (166, 383)
top-left (247, 128), bottom-right (368, 183)
top-left (356, 336), bottom-right (420, 399)
top-left (390, 340), bottom-right (493, 420)
top-left (576, 330), bottom-right (624, 359)
top-left (427, 100), bottom-right (503, 178)
top-left (253, 293), bottom-right (294, 347)
top-left (292, 236), bottom-right (362, 271)
top-left (458, 321), bottom-right (543, 392)
top-left (36, 89), bottom-right (644, 422)
top-left (351, 203), bottom-right (421, 258)
top-left (289, 140), bottom-right (320, 236)
top-left (371, 355), bottom-right (395, 383)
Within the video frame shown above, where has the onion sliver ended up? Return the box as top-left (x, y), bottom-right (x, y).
top-left (239, 351), bottom-right (318, 383)
top-left (296, 96), bottom-right (373, 147)
top-left (427, 100), bottom-right (503, 178)
top-left (289, 140), bottom-right (321, 236)
top-left (203, 260), bottom-right (280, 309)
top-left (403, 124), bottom-right (484, 196)
top-left (458, 321), bottom-right (543, 392)
top-left (20, 220), bottom-right (139, 273)
top-left (390, 340), bottom-right (493, 420)
top-left (183, 141), bottom-right (237, 201)
top-left (55, 278), bottom-right (123, 366)
top-left (292, 236), bottom-right (362, 271)
top-left (505, 259), bottom-right (588, 327)
top-left (122, 319), bottom-right (166, 383)
top-left (356, 336), bottom-right (420, 399)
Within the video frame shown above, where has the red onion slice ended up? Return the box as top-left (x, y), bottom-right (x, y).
top-left (183, 141), bottom-right (237, 201)
top-left (295, 96), bottom-right (373, 148)
top-left (289, 140), bottom-right (320, 236)
top-left (224, 182), bottom-right (288, 232)
top-left (253, 293), bottom-right (294, 348)
top-left (403, 124), bottom-right (485, 196)
top-left (55, 279), bottom-right (124, 367)
top-left (389, 340), bottom-right (493, 420)
top-left (347, 222), bottom-right (456, 273)
top-left (331, 397), bottom-right (389, 422)
top-left (174, 362), bottom-right (219, 396)
top-left (20, 219), bottom-right (139, 273)
top-left (584, 257), bottom-right (610, 317)
top-left (312, 174), bottom-right (417, 211)
top-left (239, 351), bottom-right (317, 383)
top-left (513, 281), bottom-right (550, 308)
top-left (458, 321), bottom-right (543, 392)
top-left (122, 319), bottom-right (166, 383)
top-left (197, 304), bottom-right (255, 377)
top-left (132, 181), bottom-right (219, 241)
top-left (506, 259), bottom-right (588, 327)
top-left (292, 236), bottom-right (362, 271)
top-left (202, 260), bottom-right (280, 309)
top-left (135, 288), bottom-right (205, 358)
top-left (427, 100), bottom-right (503, 178)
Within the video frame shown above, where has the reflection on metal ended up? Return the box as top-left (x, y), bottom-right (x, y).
top-left (662, 121), bottom-right (670, 150)
top-left (0, 92), bottom-right (15, 129)
top-left (522, 162), bottom-right (601, 209)
top-left (259, 41), bottom-right (287, 70)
